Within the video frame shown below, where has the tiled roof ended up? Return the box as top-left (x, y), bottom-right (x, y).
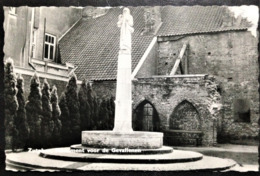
top-left (158, 6), bottom-right (249, 36)
top-left (60, 6), bottom-right (250, 81)
top-left (59, 7), bottom-right (154, 80)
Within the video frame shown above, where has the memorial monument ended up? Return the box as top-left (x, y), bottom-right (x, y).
top-left (113, 7), bottom-right (134, 132)
top-left (6, 8), bottom-right (237, 171)
top-left (80, 8), bottom-right (163, 149)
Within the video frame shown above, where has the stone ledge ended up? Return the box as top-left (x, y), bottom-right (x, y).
top-left (82, 131), bottom-right (163, 149)
top-left (70, 144), bottom-right (173, 154)
top-left (39, 147), bottom-right (202, 163)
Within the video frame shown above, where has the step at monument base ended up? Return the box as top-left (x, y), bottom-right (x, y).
top-left (82, 131), bottom-right (163, 149)
top-left (6, 148), bottom-right (237, 171)
top-left (71, 144), bottom-right (173, 154)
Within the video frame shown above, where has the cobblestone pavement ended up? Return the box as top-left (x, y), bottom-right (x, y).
top-left (174, 144), bottom-right (258, 172)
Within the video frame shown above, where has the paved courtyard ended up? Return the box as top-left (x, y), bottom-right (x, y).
top-left (5, 144), bottom-right (258, 172)
top-left (174, 144), bottom-right (258, 172)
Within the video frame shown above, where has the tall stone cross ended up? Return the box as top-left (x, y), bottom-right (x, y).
top-left (113, 8), bottom-right (134, 132)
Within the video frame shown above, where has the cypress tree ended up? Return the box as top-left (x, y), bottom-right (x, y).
top-left (107, 97), bottom-right (115, 130)
top-left (106, 98), bottom-right (111, 129)
top-left (93, 97), bottom-right (100, 129)
top-left (98, 99), bottom-right (109, 130)
top-left (15, 74), bottom-right (29, 150)
top-left (78, 79), bottom-right (90, 131)
top-left (25, 72), bottom-right (42, 148)
top-left (4, 58), bottom-right (18, 150)
top-left (51, 85), bottom-right (62, 147)
top-left (96, 99), bottom-right (102, 129)
top-left (59, 92), bottom-right (71, 146)
top-left (65, 72), bottom-right (81, 144)
top-left (97, 97), bottom-right (115, 130)
top-left (86, 82), bottom-right (96, 130)
top-left (41, 79), bottom-right (54, 148)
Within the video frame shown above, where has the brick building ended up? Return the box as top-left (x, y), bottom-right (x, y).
top-left (4, 6), bottom-right (259, 146)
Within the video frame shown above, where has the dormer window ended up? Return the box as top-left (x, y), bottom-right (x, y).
top-left (44, 33), bottom-right (56, 60)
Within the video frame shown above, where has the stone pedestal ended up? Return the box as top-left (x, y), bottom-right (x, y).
top-left (81, 131), bottom-right (163, 149)
top-left (113, 52), bottom-right (133, 132)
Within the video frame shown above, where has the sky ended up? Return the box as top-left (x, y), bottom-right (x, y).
top-left (228, 5), bottom-right (259, 37)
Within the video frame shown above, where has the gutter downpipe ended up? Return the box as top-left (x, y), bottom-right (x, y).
top-left (28, 7), bottom-right (36, 70)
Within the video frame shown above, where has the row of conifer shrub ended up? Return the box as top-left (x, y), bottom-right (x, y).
top-left (4, 58), bottom-right (115, 151)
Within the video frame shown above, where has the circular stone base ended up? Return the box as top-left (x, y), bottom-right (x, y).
top-left (6, 148), bottom-right (237, 171)
top-left (39, 147), bottom-right (202, 163)
top-left (82, 131), bottom-right (163, 149)
top-left (70, 144), bottom-right (173, 154)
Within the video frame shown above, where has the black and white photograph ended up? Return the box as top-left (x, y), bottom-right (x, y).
top-left (2, 1), bottom-right (259, 173)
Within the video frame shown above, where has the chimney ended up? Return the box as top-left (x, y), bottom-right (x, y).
top-left (142, 6), bottom-right (162, 35)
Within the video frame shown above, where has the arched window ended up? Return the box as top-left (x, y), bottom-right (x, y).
top-left (133, 101), bottom-right (160, 132)
top-left (142, 103), bottom-right (153, 131)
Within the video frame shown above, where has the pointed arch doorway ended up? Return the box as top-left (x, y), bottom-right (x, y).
top-left (133, 100), bottom-right (160, 132)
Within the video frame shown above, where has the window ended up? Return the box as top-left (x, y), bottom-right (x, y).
top-left (9, 7), bottom-right (17, 15)
top-left (143, 103), bottom-right (153, 131)
top-left (133, 100), bottom-right (160, 131)
top-left (44, 33), bottom-right (56, 60)
top-left (233, 99), bottom-right (251, 123)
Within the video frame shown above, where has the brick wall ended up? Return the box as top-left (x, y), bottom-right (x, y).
top-left (158, 31), bottom-right (259, 142)
top-left (132, 76), bottom-right (218, 146)
top-left (91, 76), bottom-right (218, 146)
top-left (92, 80), bottom-right (117, 100)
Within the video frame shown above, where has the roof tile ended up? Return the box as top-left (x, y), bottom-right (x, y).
top-left (60, 6), bottom-right (249, 80)
top-left (158, 6), bottom-right (249, 36)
